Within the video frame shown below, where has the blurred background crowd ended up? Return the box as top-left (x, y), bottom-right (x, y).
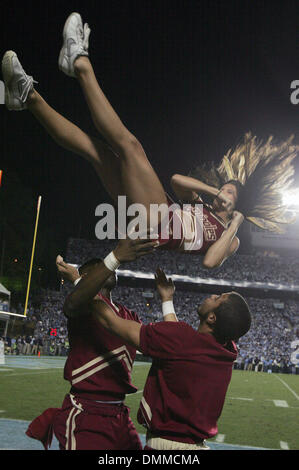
top-left (2, 239), bottom-right (299, 374)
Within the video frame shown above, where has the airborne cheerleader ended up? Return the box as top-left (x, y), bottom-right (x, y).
top-left (2, 12), bottom-right (298, 269)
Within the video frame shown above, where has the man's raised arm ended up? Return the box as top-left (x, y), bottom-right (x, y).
top-left (91, 299), bottom-right (142, 349)
top-left (90, 267), bottom-right (178, 349)
top-left (60, 237), bottom-right (157, 317)
top-left (155, 268), bottom-right (178, 322)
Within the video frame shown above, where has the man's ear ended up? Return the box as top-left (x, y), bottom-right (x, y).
top-left (206, 312), bottom-right (216, 327)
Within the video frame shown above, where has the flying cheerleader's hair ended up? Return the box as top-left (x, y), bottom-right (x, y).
top-left (189, 132), bottom-right (299, 233)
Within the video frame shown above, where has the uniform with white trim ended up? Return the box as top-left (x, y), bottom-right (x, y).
top-left (158, 195), bottom-right (228, 253)
top-left (137, 321), bottom-right (237, 450)
top-left (26, 294), bottom-right (142, 450)
top-left (64, 293), bottom-right (138, 401)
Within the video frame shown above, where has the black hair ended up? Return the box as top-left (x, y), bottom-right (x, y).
top-left (78, 258), bottom-right (102, 275)
top-left (222, 180), bottom-right (244, 198)
top-left (213, 292), bottom-right (251, 344)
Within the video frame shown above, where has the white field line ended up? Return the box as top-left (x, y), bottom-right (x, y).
top-left (273, 400), bottom-right (289, 408)
top-left (273, 375), bottom-right (299, 401)
top-left (0, 418), bottom-right (31, 422)
top-left (215, 434), bottom-right (225, 443)
top-left (228, 397), bottom-right (253, 401)
top-left (280, 441), bottom-right (289, 450)
top-left (2, 370), bottom-right (60, 377)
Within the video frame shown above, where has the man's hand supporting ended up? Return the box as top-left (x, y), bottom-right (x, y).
top-left (155, 268), bottom-right (177, 322)
top-left (62, 237), bottom-right (157, 317)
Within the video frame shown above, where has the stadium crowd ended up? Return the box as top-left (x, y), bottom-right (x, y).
top-left (2, 238), bottom-right (299, 374)
top-left (66, 238), bottom-right (299, 285)
top-left (2, 294), bottom-right (68, 357)
top-left (2, 285), bottom-right (299, 374)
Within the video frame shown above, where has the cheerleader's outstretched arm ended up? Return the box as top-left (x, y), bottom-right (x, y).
top-left (170, 174), bottom-right (219, 201)
top-left (202, 212), bottom-right (243, 269)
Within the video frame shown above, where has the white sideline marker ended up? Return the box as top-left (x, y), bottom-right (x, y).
top-left (274, 375), bottom-right (299, 401)
top-left (273, 400), bottom-right (289, 408)
top-left (230, 397), bottom-right (253, 401)
top-left (215, 434), bottom-right (225, 443)
top-left (280, 441), bottom-right (289, 450)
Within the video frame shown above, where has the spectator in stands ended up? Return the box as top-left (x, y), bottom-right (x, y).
top-left (16, 336), bottom-right (23, 355)
top-left (4, 337), bottom-right (11, 354)
top-left (275, 358), bottom-right (279, 372)
top-left (23, 335), bottom-right (32, 355)
top-left (49, 341), bottom-right (56, 356)
top-left (37, 337), bottom-right (43, 356)
top-left (11, 337), bottom-right (16, 355)
top-left (31, 337), bottom-right (38, 355)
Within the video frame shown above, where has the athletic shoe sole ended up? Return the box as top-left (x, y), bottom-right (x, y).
top-left (1, 50), bottom-right (17, 109)
top-left (58, 12), bottom-right (81, 76)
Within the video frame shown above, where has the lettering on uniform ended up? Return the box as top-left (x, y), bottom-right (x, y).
top-left (203, 214), bottom-right (218, 241)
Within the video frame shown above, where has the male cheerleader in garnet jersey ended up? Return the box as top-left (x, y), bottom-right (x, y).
top-left (74, 256), bottom-right (251, 450)
top-left (26, 236), bottom-right (157, 450)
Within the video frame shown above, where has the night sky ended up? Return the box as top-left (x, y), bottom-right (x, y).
top-left (0, 0), bottom-right (298, 262)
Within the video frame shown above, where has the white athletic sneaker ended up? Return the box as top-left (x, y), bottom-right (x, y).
top-left (1, 50), bottom-right (37, 111)
top-left (58, 12), bottom-right (91, 78)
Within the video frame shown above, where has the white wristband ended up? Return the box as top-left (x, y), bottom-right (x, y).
top-left (73, 277), bottom-right (82, 286)
top-left (103, 251), bottom-right (121, 272)
top-left (162, 300), bottom-right (175, 317)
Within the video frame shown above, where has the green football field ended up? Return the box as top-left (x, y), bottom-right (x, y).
top-left (0, 357), bottom-right (299, 450)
